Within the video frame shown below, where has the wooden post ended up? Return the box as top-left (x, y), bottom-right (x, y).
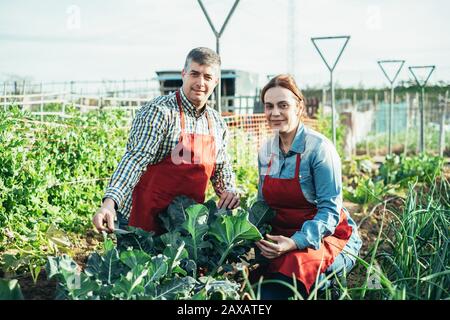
top-left (62, 92), bottom-right (66, 118)
top-left (97, 96), bottom-right (101, 117)
top-left (129, 99), bottom-right (133, 119)
top-left (40, 82), bottom-right (44, 122)
top-left (3, 82), bottom-right (6, 112)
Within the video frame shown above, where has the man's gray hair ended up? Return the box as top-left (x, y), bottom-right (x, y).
top-left (183, 47), bottom-right (221, 71)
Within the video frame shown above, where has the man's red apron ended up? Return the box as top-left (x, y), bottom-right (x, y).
top-left (262, 153), bottom-right (353, 293)
top-left (128, 90), bottom-right (216, 234)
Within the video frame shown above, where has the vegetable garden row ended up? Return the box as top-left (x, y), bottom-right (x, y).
top-left (0, 107), bottom-right (448, 300)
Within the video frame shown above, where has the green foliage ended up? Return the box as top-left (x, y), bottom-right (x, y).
top-left (0, 107), bottom-right (129, 273)
top-left (315, 107), bottom-right (346, 158)
top-left (344, 176), bottom-right (394, 209)
top-left (379, 154), bottom-right (445, 188)
top-left (0, 279), bottom-right (24, 300)
top-left (343, 154), bottom-right (444, 208)
top-left (46, 197), bottom-right (274, 300)
top-left (350, 178), bottom-right (450, 300)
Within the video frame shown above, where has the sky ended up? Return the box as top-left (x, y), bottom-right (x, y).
top-left (1, 0), bottom-right (449, 89)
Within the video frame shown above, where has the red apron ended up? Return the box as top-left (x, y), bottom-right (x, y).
top-left (128, 90), bottom-right (216, 234)
top-left (262, 153), bottom-right (352, 293)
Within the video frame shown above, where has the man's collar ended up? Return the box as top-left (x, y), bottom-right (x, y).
top-left (179, 88), bottom-right (207, 117)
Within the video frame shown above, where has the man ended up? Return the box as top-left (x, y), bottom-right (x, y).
top-left (93, 47), bottom-right (239, 234)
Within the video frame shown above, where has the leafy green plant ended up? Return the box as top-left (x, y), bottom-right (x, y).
top-left (344, 177), bottom-right (394, 211)
top-left (379, 154), bottom-right (444, 188)
top-left (45, 197), bottom-right (275, 300)
top-left (0, 279), bottom-right (24, 300)
top-left (0, 107), bottom-right (129, 274)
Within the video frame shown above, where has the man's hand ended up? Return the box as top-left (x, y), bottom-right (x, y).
top-left (217, 191), bottom-right (240, 210)
top-left (255, 234), bottom-right (297, 259)
top-left (93, 199), bottom-right (116, 233)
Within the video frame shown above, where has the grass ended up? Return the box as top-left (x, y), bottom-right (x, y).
top-left (239, 174), bottom-right (449, 300)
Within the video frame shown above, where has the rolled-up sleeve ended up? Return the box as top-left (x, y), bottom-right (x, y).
top-left (291, 140), bottom-right (342, 250)
top-left (210, 119), bottom-right (236, 196)
top-left (103, 104), bottom-right (168, 210)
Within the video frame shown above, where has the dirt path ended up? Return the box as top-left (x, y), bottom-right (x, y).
top-left (9, 229), bottom-right (103, 300)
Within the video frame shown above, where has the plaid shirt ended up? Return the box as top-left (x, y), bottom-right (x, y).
top-left (104, 88), bottom-right (236, 219)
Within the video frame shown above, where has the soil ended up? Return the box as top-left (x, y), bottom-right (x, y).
top-left (344, 196), bottom-right (403, 289)
top-left (6, 229), bottom-right (103, 300)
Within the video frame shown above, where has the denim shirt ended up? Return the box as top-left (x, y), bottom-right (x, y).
top-left (257, 123), bottom-right (362, 262)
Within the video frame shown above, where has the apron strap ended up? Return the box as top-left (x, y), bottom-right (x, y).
top-left (294, 153), bottom-right (301, 178)
top-left (265, 153), bottom-right (301, 178)
top-left (176, 90), bottom-right (214, 136)
top-left (265, 154), bottom-right (274, 176)
top-left (206, 111), bottom-right (214, 136)
top-left (175, 90), bottom-right (186, 135)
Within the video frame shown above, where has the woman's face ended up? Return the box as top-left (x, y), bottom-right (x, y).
top-left (264, 86), bottom-right (300, 134)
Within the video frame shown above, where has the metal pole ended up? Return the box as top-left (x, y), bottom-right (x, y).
top-left (408, 65), bottom-right (435, 154)
top-left (438, 92), bottom-right (447, 157)
top-left (389, 85), bottom-right (394, 155)
top-left (311, 35), bottom-right (350, 146)
top-left (197, 0), bottom-right (240, 114)
top-left (377, 60), bottom-right (405, 156)
top-left (216, 36), bottom-right (221, 114)
top-left (404, 92), bottom-right (410, 157)
top-left (420, 86), bottom-right (425, 153)
top-left (330, 71), bottom-right (336, 145)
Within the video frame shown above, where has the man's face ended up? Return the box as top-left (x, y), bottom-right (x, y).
top-left (182, 61), bottom-right (219, 108)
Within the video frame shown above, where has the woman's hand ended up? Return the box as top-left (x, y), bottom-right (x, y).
top-left (255, 234), bottom-right (297, 259)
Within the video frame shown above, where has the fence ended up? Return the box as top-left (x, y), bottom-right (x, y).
top-left (0, 91), bottom-right (264, 119)
top-left (2, 86), bottom-right (448, 158)
top-left (1, 79), bottom-right (161, 97)
top-left (345, 91), bottom-right (450, 157)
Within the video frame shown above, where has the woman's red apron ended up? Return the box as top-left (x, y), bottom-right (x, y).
top-left (128, 90), bottom-right (216, 234)
top-left (262, 153), bottom-right (352, 293)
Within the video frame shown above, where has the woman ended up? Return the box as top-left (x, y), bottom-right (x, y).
top-left (254, 74), bottom-right (362, 299)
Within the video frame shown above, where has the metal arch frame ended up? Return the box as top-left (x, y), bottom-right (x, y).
top-left (197, 0), bottom-right (240, 114)
top-left (377, 59), bottom-right (405, 155)
top-left (311, 35), bottom-right (351, 145)
top-left (409, 65), bottom-right (436, 153)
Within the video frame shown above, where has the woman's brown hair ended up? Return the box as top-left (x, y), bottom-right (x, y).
top-left (260, 74), bottom-right (307, 121)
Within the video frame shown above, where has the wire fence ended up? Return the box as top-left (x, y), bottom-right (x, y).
top-left (338, 90), bottom-right (449, 158)
top-left (1, 86), bottom-right (448, 158)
